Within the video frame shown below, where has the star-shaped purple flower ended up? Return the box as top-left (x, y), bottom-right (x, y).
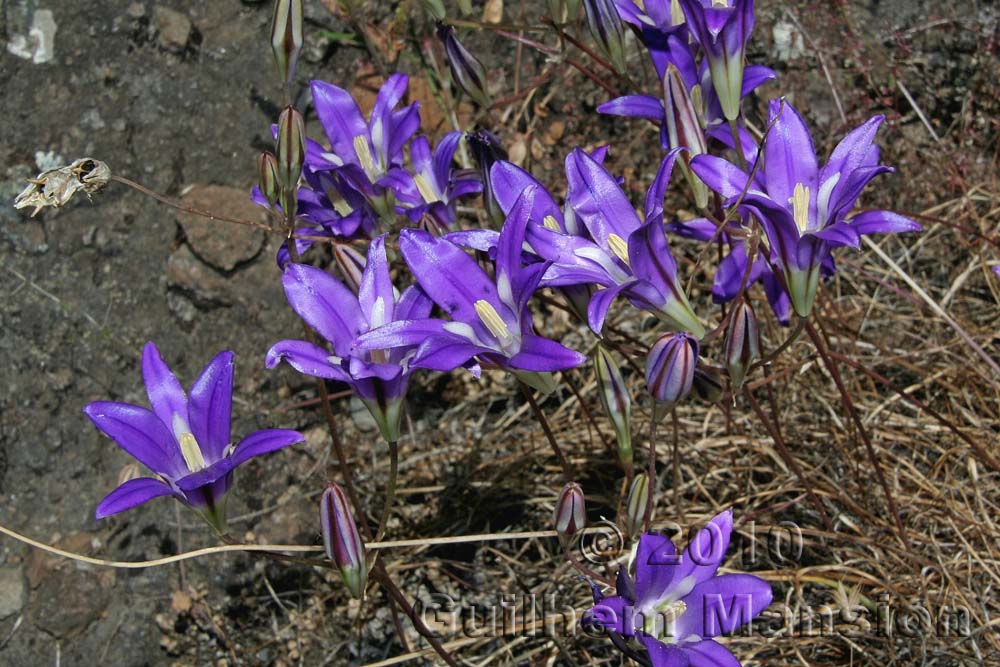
top-left (354, 190), bottom-right (587, 379)
top-left (84, 343), bottom-right (304, 531)
top-left (691, 99), bottom-right (921, 318)
top-left (587, 510), bottom-right (772, 667)
top-left (266, 234), bottom-right (433, 442)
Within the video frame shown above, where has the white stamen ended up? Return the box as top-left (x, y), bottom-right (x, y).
top-left (370, 296), bottom-right (387, 328)
top-left (816, 172), bottom-right (841, 227)
top-left (607, 233), bottom-right (631, 266)
top-left (179, 432), bottom-right (207, 473)
top-left (474, 300), bottom-right (511, 343)
top-left (414, 173), bottom-right (441, 204)
top-left (353, 135), bottom-right (377, 181)
top-left (789, 182), bottom-right (811, 234)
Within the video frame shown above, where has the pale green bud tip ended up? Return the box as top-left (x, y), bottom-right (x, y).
top-left (257, 152), bottom-right (280, 207)
top-left (625, 473), bottom-right (650, 537)
top-left (725, 300), bottom-right (760, 390)
top-left (320, 483), bottom-right (367, 599)
top-left (270, 0), bottom-right (303, 85)
top-left (554, 483), bottom-right (586, 538)
top-left (593, 345), bottom-right (632, 467)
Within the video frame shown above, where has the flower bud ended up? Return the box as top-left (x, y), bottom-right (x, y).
top-left (725, 300), bottom-right (760, 390)
top-left (692, 363), bottom-right (724, 403)
top-left (663, 63), bottom-right (710, 209)
top-left (593, 345), bottom-right (632, 472)
top-left (437, 23), bottom-right (491, 109)
top-left (320, 483), bottom-right (367, 599)
top-left (270, 0), bottom-right (303, 86)
top-left (583, 0), bottom-right (628, 74)
top-left (257, 151), bottom-right (280, 208)
top-left (333, 242), bottom-right (367, 294)
top-left (276, 105), bottom-right (305, 220)
top-left (554, 482), bottom-right (586, 540)
top-left (645, 332), bottom-right (698, 408)
top-left (624, 473), bottom-right (649, 537)
top-left (467, 130), bottom-right (507, 226)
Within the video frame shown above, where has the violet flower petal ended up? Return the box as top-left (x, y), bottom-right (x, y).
top-left (83, 401), bottom-right (184, 478)
top-left (676, 573), bottom-right (773, 639)
top-left (95, 477), bottom-right (176, 519)
top-left (141, 342), bottom-right (189, 435)
top-left (765, 99), bottom-right (818, 208)
top-left (265, 339), bottom-right (351, 382)
top-left (508, 334), bottom-right (587, 372)
top-left (282, 263), bottom-right (365, 357)
top-left (187, 350), bottom-right (234, 464)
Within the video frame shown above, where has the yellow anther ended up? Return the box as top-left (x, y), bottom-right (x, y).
top-left (474, 300), bottom-right (511, 342)
top-left (353, 135), bottom-right (376, 180)
top-left (543, 215), bottom-right (561, 232)
top-left (413, 173), bottom-right (440, 204)
top-left (325, 186), bottom-right (354, 216)
top-left (670, 0), bottom-right (685, 25)
top-left (607, 233), bottom-right (631, 266)
top-left (789, 182), bottom-right (811, 233)
top-left (644, 599), bottom-right (688, 641)
top-left (179, 433), bottom-right (207, 473)
top-left (711, 0), bottom-right (729, 7)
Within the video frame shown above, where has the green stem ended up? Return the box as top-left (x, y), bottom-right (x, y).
top-left (375, 440), bottom-right (399, 543)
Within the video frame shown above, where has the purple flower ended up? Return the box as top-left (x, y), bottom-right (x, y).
top-left (309, 74), bottom-right (421, 213)
top-left (678, 0), bottom-right (756, 121)
top-left (84, 343), bottom-right (304, 531)
top-left (691, 100), bottom-right (922, 318)
top-left (266, 235), bottom-right (433, 442)
top-left (491, 149), bottom-right (705, 337)
top-left (399, 131), bottom-right (482, 232)
top-left (587, 510), bottom-right (772, 666)
top-left (354, 190), bottom-right (587, 379)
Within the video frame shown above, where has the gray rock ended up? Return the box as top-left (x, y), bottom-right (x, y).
top-left (153, 5), bottom-right (192, 52)
top-left (0, 567), bottom-right (26, 619)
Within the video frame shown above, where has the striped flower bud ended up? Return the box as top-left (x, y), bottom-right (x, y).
top-left (467, 130), bottom-right (507, 226)
top-left (583, 0), bottom-right (628, 74)
top-left (554, 482), bottom-right (586, 540)
top-left (276, 105), bottom-right (305, 220)
top-left (257, 151), bottom-right (280, 208)
top-left (624, 473), bottom-right (649, 538)
top-left (645, 332), bottom-right (699, 408)
top-left (663, 63), bottom-right (710, 209)
top-left (725, 300), bottom-right (760, 390)
top-left (437, 23), bottom-right (491, 108)
top-left (270, 0), bottom-right (303, 86)
top-left (320, 483), bottom-right (367, 599)
top-left (593, 344), bottom-right (632, 472)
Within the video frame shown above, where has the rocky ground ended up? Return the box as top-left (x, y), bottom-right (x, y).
top-left (1, 1), bottom-right (998, 666)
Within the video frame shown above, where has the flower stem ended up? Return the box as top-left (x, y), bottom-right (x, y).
top-left (520, 382), bottom-right (573, 483)
top-left (644, 411), bottom-right (657, 533)
top-left (375, 440), bottom-right (399, 543)
top-left (804, 321), bottom-right (911, 550)
top-left (728, 119), bottom-right (748, 172)
top-left (742, 385), bottom-right (834, 531)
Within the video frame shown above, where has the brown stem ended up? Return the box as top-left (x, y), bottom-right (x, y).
top-left (520, 382), bottom-right (573, 482)
top-left (372, 562), bottom-right (462, 667)
top-left (742, 386), bottom-right (834, 531)
top-left (804, 322), bottom-right (910, 550)
top-left (824, 349), bottom-right (1000, 474)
